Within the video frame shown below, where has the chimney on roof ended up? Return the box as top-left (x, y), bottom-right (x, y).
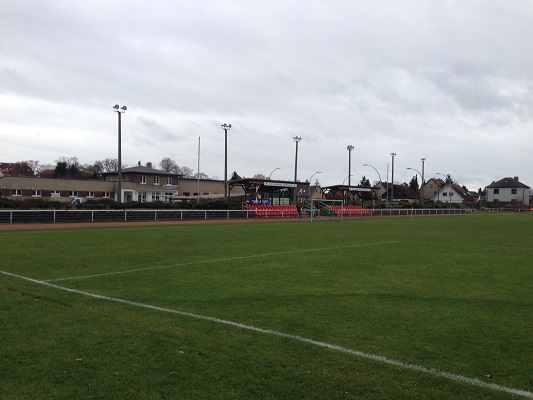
top-left (514, 176), bottom-right (519, 182)
top-left (147, 162), bottom-right (152, 168)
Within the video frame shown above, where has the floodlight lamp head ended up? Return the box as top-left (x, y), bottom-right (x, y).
top-left (113, 104), bottom-right (120, 110)
top-left (390, 152), bottom-right (396, 157)
top-left (347, 145), bottom-right (354, 151)
top-left (293, 136), bottom-right (302, 142)
top-left (221, 123), bottom-right (231, 130)
top-left (121, 106), bottom-right (127, 111)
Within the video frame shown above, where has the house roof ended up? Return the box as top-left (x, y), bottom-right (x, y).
top-left (379, 182), bottom-right (418, 199)
top-left (486, 177), bottom-right (530, 189)
top-left (102, 165), bottom-right (179, 176)
top-left (394, 184), bottom-right (418, 199)
top-left (449, 184), bottom-right (474, 201)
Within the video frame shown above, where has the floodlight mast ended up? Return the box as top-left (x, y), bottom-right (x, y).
top-left (347, 145), bottom-right (354, 187)
top-left (390, 153), bottom-right (396, 205)
top-left (113, 104), bottom-right (127, 202)
top-left (293, 136), bottom-right (302, 202)
top-left (221, 123), bottom-right (232, 201)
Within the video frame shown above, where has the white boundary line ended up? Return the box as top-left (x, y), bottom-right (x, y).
top-left (2, 269), bottom-right (532, 399)
top-left (45, 241), bottom-right (401, 282)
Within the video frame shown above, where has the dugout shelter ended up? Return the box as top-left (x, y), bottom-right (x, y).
top-left (229, 178), bottom-right (310, 204)
top-left (321, 184), bottom-right (376, 205)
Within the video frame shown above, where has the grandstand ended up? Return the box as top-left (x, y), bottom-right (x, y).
top-left (327, 205), bottom-right (373, 216)
top-left (243, 203), bottom-right (302, 217)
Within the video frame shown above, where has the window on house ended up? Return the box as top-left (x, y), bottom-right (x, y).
top-left (511, 189), bottom-right (517, 194)
top-left (137, 192), bottom-right (147, 202)
top-left (103, 192), bottom-right (110, 198)
top-left (166, 177), bottom-right (172, 185)
top-left (51, 190), bottom-right (61, 198)
top-left (12, 189), bottom-right (22, 196)
top-left (69, 191), bottom-right (78, 197)
top-left (87, 192), bottom-right (94, 198)
top-left (442, 192), bottom-right (447, 197)
top-left (449, 192), bottom-right (453, 196)
top-left (140, 175), bottom-right (146, 184)
top-left (494, 189), bottom-right (499, 194)
top-left (32, 189), bottom-right (42, 197)
top-left (154, 176), bottom-right (160, 185)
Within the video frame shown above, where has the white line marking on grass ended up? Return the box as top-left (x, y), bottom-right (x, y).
top-left (2, 269), bottom-right (532, 399)
top-left (45, 241), bottom-right (400, 282)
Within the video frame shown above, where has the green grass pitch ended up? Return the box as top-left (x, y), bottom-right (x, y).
top-left (1, 214), bottom-right (532, 399)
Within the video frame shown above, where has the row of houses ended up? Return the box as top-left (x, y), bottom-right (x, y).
top-left (1, 162), bottom-right (530, 207)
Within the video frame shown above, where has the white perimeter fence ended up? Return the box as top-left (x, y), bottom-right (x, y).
top-left (0, 207), bottom-right (485, 224)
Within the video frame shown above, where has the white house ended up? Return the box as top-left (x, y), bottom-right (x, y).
top-left (430, 183), bottom-right (474, 204)
top-left (485, 177), bottom-right (530, 206)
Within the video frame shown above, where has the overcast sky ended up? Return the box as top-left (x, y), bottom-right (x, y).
top-left (1, 0), bottom-right (532, 190)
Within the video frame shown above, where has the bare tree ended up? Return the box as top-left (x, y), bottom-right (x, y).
top-left (98, 158), bottom-right (119, 172)
top-left (159, 157), bottom-right (180, 173)
top-left (13, 161), bottom-right (34, 176)
top-left (24, 160), bottom-right (40, 174)
top-left (180, 166), bottom-right (194, 178)
top-left (192, 172), bottom-right (209, 180)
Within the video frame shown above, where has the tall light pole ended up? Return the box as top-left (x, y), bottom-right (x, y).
top-left (293, 136), bottom-right (302, 202)
top-left (293, 136), bottom-right (302, 182)
top-left (268, 167), bottom-right (280, 179)
top-left (390, 153), bottom-right (396, 205)
top-left (221, 123), bottom-right (232, 201)
top-left (113, 104), bottom-right (127, 203)
top-left (420, 158), bottom-right (426, 203)
top-left (347, 145), bottom-right (354, 187)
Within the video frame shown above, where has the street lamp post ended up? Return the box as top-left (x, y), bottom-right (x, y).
top-left (309, 171), bottom-right (321, 199)
top-left (390, 153), bottom-right (396, 205)
top-left (363, 163), bottom-right (382, 206)
top-left (342, 175), bottom-right (353, 185)
top-left (309, 171), bottom-right (321, 185)
top-left (342, 174), bottom-right (353, 205)
top-left (113, 104), bottom-right (127, 203)
top-left (221, 123), bottom-right (232, 201)
top-left (406, 167), bottom-right (422, 203)
top-left (268, 167), bottom-right (280, 179)
top-left (436, 172), bottom-right (451, 207)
